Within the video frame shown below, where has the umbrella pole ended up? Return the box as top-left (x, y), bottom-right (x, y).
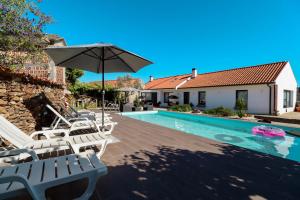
top-left (101, 50), bottom-right (105, 128)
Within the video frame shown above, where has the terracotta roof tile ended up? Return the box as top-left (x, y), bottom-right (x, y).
top-left (89, 79), bottom-right (140, 88)
top-left (144, 61), bottom-right (287, 90)
top-left (144, 74), bottom-right (191, 90)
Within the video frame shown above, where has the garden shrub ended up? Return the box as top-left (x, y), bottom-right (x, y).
top-left (203, 106), bottom-right (235, 116)
top-left (168, 104), bottom-right (192, 112)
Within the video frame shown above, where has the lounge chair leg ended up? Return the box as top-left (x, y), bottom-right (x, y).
top-left (96, 140), bottom-right (108, 158)
top-left (73, 147), bottom-right (80, 154)
top-left (30, 188), bottom-right (47, 200)
top-left (75, 173), bottom-right (98, 200)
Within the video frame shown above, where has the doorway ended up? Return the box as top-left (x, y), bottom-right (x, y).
top-left (184, 92), bottom-right (190, 104)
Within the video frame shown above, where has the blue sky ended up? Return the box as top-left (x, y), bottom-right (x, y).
top-left (41, 0), bottom-right (300, 84)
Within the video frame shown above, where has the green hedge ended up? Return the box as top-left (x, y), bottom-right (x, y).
top-left (203, 106), bottom-right (235, 116)
top-left (168, 104), bottom-right (192, 112)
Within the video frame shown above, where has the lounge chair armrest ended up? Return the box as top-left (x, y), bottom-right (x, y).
top-left (72, 119), bottom-right (93, 125)
top-left (0, 174), bottom-right (32, 195)
top-left (0, 148), bottom-right (39, 161)
top-left (30, 129), bottom-right (69, 139)
top-left (68, 117), bottom-right (90, 122)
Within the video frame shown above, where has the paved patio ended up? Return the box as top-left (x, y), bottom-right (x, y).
top-left (94, 114), bottom-right (300, 200)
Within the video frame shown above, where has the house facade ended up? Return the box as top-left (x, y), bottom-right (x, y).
top-left (143, 61), bottom-right (297, 115)
top-left (22, 34), bottom-right (66, 85)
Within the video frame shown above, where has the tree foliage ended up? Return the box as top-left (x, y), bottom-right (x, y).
top-left (0, 0), bottom-right (51, 68)
top-left (65, 68), bottom-right (84, 85)
top-left (68, 81), bottom-right (116, 96)
top-left (116, 74), bottom-right (143, 89)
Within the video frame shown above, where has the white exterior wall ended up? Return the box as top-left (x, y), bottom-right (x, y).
top-left (156, 85), bottom-right (271, 114)
top-left (177, 85), bottom-right (271, 114)
top-left (275, 62), bottom-right (297, 115)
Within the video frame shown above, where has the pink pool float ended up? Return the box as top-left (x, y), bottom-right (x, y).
top-left (252, 125), bottom-right (286, 137)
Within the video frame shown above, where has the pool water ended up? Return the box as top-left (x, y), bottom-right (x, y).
top-left (123, 111), bottom-right (300, 162)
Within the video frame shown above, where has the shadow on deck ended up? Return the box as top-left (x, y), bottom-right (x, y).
top-left (96, 115), bottom-right (300, 200)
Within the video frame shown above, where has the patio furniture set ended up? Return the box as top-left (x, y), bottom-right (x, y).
top-left (0, 104), bottom-right (117, 200)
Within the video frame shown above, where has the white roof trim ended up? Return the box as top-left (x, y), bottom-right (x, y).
top-left (175, 77), bottom-right (191, 90)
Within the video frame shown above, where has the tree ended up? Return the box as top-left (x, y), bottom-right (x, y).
top-left (65, 68), bottom-right (84, 85)
top-left (0, 0), bottom-right (51, 68)
top-left (116, 74), bottom-right (143, 89)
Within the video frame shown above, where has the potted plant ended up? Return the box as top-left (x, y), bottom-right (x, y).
top-left (134, 96), bottom-right (143, 111)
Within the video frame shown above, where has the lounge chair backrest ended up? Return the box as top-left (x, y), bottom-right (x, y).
top-left (46, 105), bottom-right (72, 127)
top-left (57, 103), bottom-right (76, 118)
top-left (69, 104), bottom-right (80, 116)
top-left (0, 115), bottom-right (33, 148)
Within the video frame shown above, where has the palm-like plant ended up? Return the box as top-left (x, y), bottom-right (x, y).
top-left (236, 98), bottom-right (247, 118)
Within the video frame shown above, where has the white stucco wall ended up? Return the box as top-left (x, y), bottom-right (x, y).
top-left (275, 62), bottom-right (297, 114)
top-left (155, 85), bottom-right (271, 114)
top-left (177, 85), bottom-right (271, 114)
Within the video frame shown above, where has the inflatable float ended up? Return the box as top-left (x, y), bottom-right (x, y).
top-left (252, 125), bottom-right (286, 137)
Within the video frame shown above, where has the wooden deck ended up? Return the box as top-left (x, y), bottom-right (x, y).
top-left (95, 114), bottom-right (300, 200)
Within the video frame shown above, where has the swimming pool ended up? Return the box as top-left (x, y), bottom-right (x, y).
top-left (122, 110), bottom-right (300, 162)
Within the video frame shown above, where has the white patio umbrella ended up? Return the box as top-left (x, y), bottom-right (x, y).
top-left (45, 43), bottom-right (152, 127)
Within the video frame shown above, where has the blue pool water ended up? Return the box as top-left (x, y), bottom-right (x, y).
top-left (123, 111), bottom-right (300, 162)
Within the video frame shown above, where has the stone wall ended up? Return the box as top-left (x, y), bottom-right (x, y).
top-left (0, 76), bottom-right (65, 134)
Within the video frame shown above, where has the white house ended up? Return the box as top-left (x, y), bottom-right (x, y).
top-left (143, 61), bottom-right (298, 115)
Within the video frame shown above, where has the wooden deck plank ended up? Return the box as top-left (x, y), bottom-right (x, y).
top-left (96, 114), bottom-right (300, 200)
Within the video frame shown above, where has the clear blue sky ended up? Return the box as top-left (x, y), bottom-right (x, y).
top-left (41, 0), bottom-right (300, 84)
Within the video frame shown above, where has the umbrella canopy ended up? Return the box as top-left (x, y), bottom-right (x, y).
top-left (45, 43), bottom-right (152, 73)
top-left (45, 43), bottom-right (152, 127)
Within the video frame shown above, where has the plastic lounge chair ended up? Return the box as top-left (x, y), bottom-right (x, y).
top-left (58, 102), bottom-right (111, 121)
top-left (46, 104), bottom-right (116, 135)
top-left (0, 115), bottom-right (109, 159)
top-left (0, 150), bottom-right (107, 200)
top-left (46, 104), bottom-right (114, 135)
top-left (0, 115), bottom-right (70, 158)
top-left (66, 103), bottom-right (111, 118)
top-left (48, 104), bottom-right (113, 125)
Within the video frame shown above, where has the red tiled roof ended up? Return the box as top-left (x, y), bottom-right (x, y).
top-left (89, 80), bottom-right (118, 87)
top-left (144, 61), bottom-right (288, 90)
top-left (144, 74), bottom-right (191, 90)
top-left (89, 78), bottom-right (140, 88)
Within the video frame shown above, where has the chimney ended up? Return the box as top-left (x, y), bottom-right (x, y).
top-left (149, 75), bottom-right (154, 82)
top-left (192, 68), bottom-right (197, 78)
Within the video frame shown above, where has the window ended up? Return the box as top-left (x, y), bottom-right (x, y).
top-left (184, 92), bottom-right (190, 104)
top-left (198, 91), bottom-right (206, 107)
top-left (283, 90), bottom-right (293, 108)
top-left (236, 90), bottom-right (248, 109)
top-left (164, 92), bottom-right (170, 103)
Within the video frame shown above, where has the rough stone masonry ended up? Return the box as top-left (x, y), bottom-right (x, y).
top-left (0, 75), bottom-right (65, 134)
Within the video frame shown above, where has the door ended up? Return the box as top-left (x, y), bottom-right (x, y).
top-left (151, 92), bottom-right (157, 104)
top-left (184, 92), bottom-right (190, 104)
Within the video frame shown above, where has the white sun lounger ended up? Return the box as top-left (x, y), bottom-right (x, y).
top-left (0, 115), bottom-right (109, 159)
top-left (67, 103), bottom-right (111, 117)
top-left (46, 104), bottom-right (117, 135)
top-left (0, 115), bottom-right (70, 159)
top-left (0, 150), bottom-right (107, 200)
top-left (59, 103), bottom-right (111, 121)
